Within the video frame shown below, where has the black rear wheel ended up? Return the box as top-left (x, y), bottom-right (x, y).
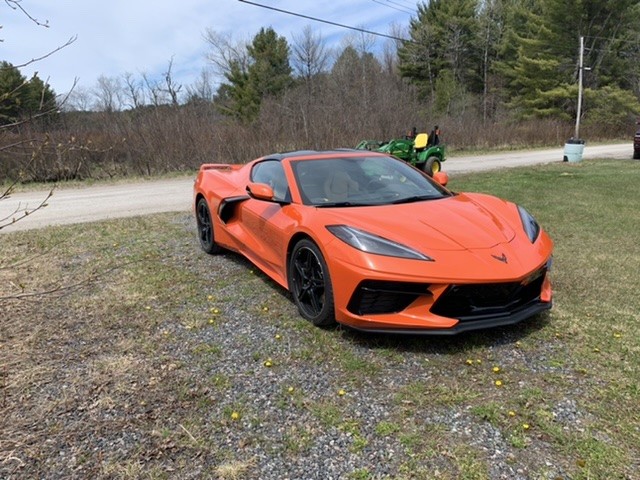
top-left (196, 197), bottom-right (221, 254)
top-left (289, 239), bottom-right (336, 327)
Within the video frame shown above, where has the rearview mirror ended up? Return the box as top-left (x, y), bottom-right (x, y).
top-left (433, 171), bottom-right (449, 187)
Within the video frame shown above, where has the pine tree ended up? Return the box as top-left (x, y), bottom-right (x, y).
top-left (0, 61), bottom-right (57, 125)
top-left (398, 0), bottom-right (481, 100)
top-left (216, 28), bottom-right (293, 122)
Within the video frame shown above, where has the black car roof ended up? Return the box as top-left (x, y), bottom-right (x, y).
top-left (262, 149), bottom-right (373, 161)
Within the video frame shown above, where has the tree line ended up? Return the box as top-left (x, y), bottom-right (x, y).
top-left (2, 0), bottom-right (639, 183)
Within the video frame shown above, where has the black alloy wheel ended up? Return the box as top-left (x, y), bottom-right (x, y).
top-left (289, 239), bottom-right (336, 327)
top-left (196, 197), bottom-right (221, 254)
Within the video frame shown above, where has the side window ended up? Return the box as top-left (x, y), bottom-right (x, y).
top-left (251, 160), bottom-right (290, 202)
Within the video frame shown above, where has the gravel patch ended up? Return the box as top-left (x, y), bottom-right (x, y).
top-left (0, 213), bottom-right (625, 479)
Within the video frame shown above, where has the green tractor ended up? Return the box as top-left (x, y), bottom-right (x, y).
top-left (355, 132), bottom-right (446, 176)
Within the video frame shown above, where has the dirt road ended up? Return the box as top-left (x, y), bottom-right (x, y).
top-left (1, 143), bottom-right (632, 233)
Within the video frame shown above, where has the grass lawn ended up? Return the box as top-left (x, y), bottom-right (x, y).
top-left (1, 159), bottom-right (638, 479)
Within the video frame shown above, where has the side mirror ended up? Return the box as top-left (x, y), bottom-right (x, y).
top-left (432, 171), bottom-right (449, 187)
top-left (246, 182), bottom-right (274, 201)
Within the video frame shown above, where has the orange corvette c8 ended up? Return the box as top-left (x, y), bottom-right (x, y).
top-left (194, 150), bottom-right (553, 334)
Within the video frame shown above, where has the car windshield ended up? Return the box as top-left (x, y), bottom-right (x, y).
top-left (291, 155), bottom-right (450, 207)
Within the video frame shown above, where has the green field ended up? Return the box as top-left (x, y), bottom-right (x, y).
top-left (1, 159), bottom-right (638, 479)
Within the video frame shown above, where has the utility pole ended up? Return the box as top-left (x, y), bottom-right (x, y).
top-left (575, 35), bottom-right (584, 139)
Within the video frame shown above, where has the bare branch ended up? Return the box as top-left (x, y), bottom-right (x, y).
top-left (0, 188), bottom-right (53, 231)
top-left (203, 29), bottom-right (250, 77)
top-left (14, 35), bottom-right (77, 69)
top-left (4, 0), bottom-right (50, 28)
top-left (0, 138), bottom-right (37, 153)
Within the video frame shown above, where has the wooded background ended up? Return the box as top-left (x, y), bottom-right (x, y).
top-left (2, 0), bottom-right (639, 183)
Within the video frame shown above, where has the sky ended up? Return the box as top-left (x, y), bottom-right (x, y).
top-left (2, 0), bottom-right (417, 98)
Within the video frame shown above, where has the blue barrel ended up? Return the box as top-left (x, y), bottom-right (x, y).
top-left (563, 138), bottom-right (585, 163)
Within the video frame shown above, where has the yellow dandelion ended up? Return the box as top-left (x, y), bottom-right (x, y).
top-left (476, 359), bottom-right (482, 364)
top-left (208, 318), bottom-right (215, 324)
top-left (465, 359), bottom-right (474, 365)
top-left (492, 366), bottom-right (501, 373)
top-left (262, 306), bottom-right (269, 312)
top-left (338, 389), bottom-right (346, 396)
top-left (522, 423), bottom-right (530, 430)
top-left (210, 307), bottom-right (220, 314)
top-left (264, 359), bottom-right (273, 367)
top-left (495, 380), bottom-right (503, 387)
top-left (112, 243), bottom-right (119, 248)
top-left (145, 306), bottom-right (152, 310)
top-left (613, 333), bottom-right (622, 338)
top-left (508, 410), bottom-right (516, 417)
top-left (275, 334), bottom-right (282, 340)
top-left (207, 295), bottom-right (214, 301)
top-left (231, 411), bottom-right (240, 420)
top-left (287, 386), bottom-right (295, 393)
top-left (593, 347), bottom-right (600, 353)
top-left (515, 341), bottom-right (522, 348)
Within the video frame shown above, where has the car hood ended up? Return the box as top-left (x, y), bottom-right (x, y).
top-left (321, 193), bottom-right (517, 252)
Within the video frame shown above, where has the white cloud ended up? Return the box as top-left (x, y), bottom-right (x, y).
top-left (2, 0), bottom-right (413, 96)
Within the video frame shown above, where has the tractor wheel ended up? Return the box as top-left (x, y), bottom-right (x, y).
top-left (423, 157), bottom-right (441, 177)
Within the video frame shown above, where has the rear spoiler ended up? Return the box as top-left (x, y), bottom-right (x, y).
top-left (199, 163), bottom-right (243, 171)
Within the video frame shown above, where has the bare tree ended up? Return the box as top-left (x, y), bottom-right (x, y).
top-left (289, 26), bottom-right (330, 142)
top-left (381, 22), bottom-right (406, 75)
top-left (161, 57), bottom-right (182, 106)
top-left (142, 72), bottom-right (167, 107)
top-left (291, 26), bottom-right (330, 81)
top-left (93, 75), bottom-right (124, 112)
top-left (186, 68), bottom-right (216, 103)
top-left (122, 72), bottom-right (145, 109)
top-left (203, 29), bottom-right (250, 79)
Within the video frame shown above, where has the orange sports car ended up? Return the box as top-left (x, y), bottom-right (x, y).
top-left (194, 150), bottom-right (553, 334)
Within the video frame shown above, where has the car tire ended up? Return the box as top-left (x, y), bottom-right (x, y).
top-left (289, 239), bottom-right (336, 327)
top-left (421, 156), bottom-right (441, 177)
top-left (196, 197), bottom-right (222, 254)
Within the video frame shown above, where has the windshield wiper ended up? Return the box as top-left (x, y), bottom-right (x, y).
top-left (390, 195), bottom-right (439, 205)
top-left (316, 201), bottom-right (371, 208)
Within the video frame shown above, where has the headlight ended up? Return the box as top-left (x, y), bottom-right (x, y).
top-left (326, 225), bottom-right (434, 261)
top-left (518, 205), bottom-right (540, 243)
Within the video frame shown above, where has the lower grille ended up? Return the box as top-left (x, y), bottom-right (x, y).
top-left (431, 268), bottom-right (546, 321)
top-left (347, 281), bottom-right (431, 315)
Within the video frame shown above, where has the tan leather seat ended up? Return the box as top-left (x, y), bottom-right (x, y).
top-left (323, 171), bottom-right (358, 202)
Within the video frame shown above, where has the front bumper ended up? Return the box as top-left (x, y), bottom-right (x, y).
top-left (329, 254), bottom-right (553, 334)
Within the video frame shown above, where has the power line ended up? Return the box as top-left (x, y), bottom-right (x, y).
top-left (237, 0), bottom-right (416, 44)
top-left (370, 0), bottom-right (414, 16)
top-left (384, 0), bottom-right (418, 8)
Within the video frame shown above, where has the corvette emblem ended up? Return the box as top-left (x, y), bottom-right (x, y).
top-left (491, 253), bottom-right (508, 264)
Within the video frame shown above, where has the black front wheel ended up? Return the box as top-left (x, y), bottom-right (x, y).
top-left (195, 197), bottom-right (221, 254)
top-left (289, 239), bottom-right (336, 327)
